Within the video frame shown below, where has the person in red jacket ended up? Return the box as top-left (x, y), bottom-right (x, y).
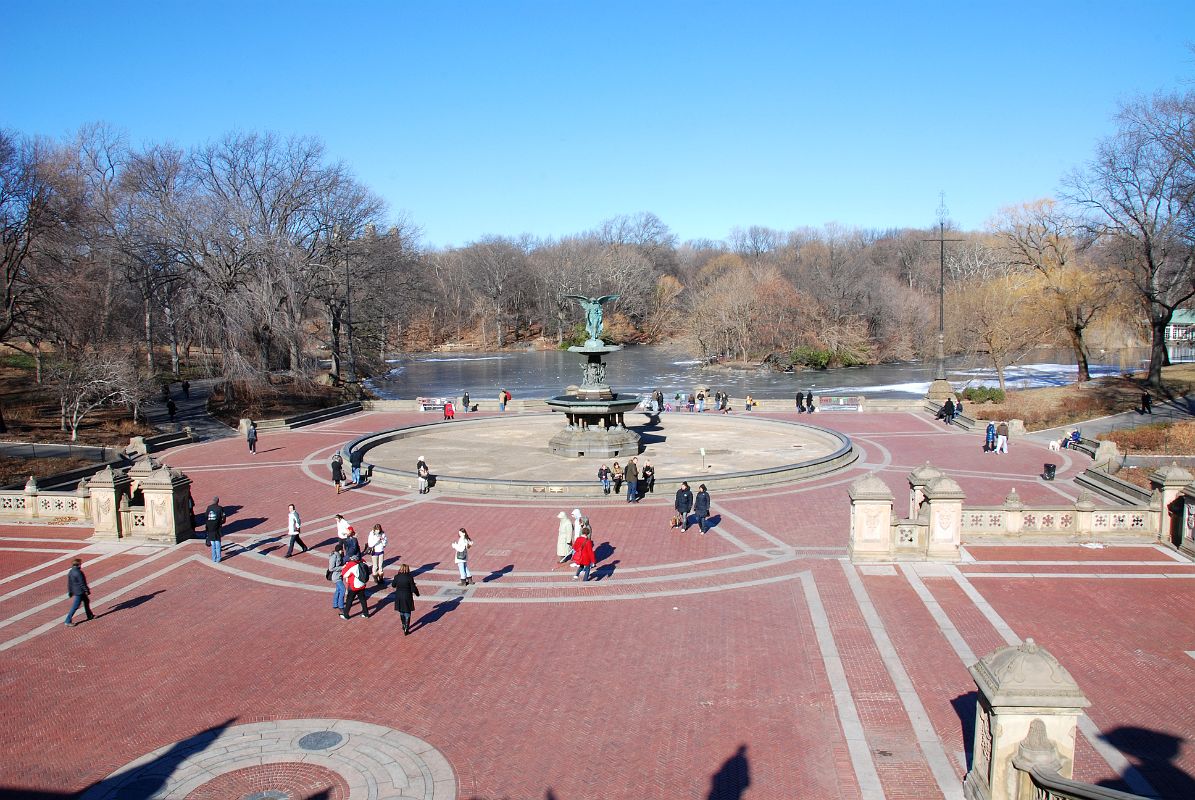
top-left (572, 531), bottom-right (596, 582)
top-left (340, 554), bottom-right (371, 619)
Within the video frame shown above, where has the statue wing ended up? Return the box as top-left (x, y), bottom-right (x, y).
top-left (595, 294), bottom-right (620, 305)
top-left (563, 294), bottom-right (592, 304)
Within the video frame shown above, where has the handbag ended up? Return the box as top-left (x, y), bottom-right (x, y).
top-left (325, 569), bottom-right (333, 581)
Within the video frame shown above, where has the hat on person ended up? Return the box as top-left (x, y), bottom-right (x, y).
top-left (571, 508), bottom-right (581, 518)
top-left (557, 511), bottom-right (567, 519)
top-left (346, 526), bottom-right (355, 534)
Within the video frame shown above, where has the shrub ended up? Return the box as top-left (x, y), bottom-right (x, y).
top-left (790, 347), bottom-right (832, 370)
top-left (962, 387), bottom-right (1006, 404)
top-left (0, 352), bottom-right (35, 370)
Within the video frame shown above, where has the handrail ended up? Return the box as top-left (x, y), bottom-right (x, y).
top-left (1021, 764), bottom-right (1152, 800)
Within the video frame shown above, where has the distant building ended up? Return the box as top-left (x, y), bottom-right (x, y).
top-left (1165, 309), bottom-right (1195, 343)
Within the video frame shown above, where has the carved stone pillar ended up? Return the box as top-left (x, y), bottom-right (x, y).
top-left (87, 466), bottom-right (130, 540)
top-left (908, 463), bottom-right (943, 519)
top-left (924, 475), bottom-right (964, 562)
top-left (135, 465), bottom-right (194, 544)
top-left (963, 638), bottom-right (1089, 800)
top-left (848, 474), bottom-right (895, 562)
top-left (24, 476), bottom-right (38, 520)
top-left (1150, 463), bottom-right (1194, 546)
top-left (1073, 491), bottom-right (1095, 536)
top-left (1003, 489), bottom-right (1024, 536)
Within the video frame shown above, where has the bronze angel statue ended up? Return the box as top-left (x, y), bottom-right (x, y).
top-left (564, 294), bottom-right (619, 342)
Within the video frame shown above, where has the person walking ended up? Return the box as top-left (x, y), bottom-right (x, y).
top-left (392, 563), bottom-right (420, 634)
top-left (642, 460), bottom-right (655, 494)
top-left (745, 394), bottom-right (754, 411)
top-left (1142, 392), bottom-right (1153, 415)
top-left (246, 420), bottom-right (258, 454)
top-left (498, 389), bottom-right (507, 412)
top-left (673, 482), bottom-right (693, 531)
top-left (692, 484), bottom-right (712, 534)
top-left (611, 461), bottom-right (624, 495)
top-left (452, 528), bottom-right (474, 586)
top-left (696, 391), bottom-right (706, 413)
top-left (63, 558), bottom-right (94, 626)
top-left (285, 503), bottom-right (309, 557)
top-left (996, 421), bottom-right (1010, 454)
top-left (624, 457), bottom-right (640, 503)
top-left (330, 452), bottom-right (345, 494)
top-left (984, 422), bottom-right (997, 453)
top-left (572, 528), bottom-right (596, 581)
top-left (462, 391), bottom-right (470, 413)
top-left (181, 379), bottom-right (190, 399)
top-left (166, 398), bottom-right (177, 422)
top-left (204, 497), bottom-right (226, 562)
top-left (334, 513), bottom-right (351, 539)
top-left (556, 511), bottom-right (574, 565)
top-left (349, 449), bottom-right (364, 487)
top-left (941, 397), bottom-right (955, 425)
top-left (597, 463), bottom-right (611, 494)
top-left (329, 542), bottom-right (346, 614)
top-left (366, 524), bottom-right (388, 584)
top-left (340, 552), bottom-right (371, 619)
top-left (796, 392), bottom-right (805, 413)
top-left (806, 390), bottom-right (815, 413)
top-left (343, 526), bottom-right (362, 560)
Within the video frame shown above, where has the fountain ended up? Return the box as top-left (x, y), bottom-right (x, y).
top-left (544, 295), bottom-right (643, 458)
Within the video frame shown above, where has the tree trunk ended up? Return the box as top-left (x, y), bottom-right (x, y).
top-left (328, 309), bottom-right (342, 384)
top-left (1147, 308), bottom-right (1168, 388)
top-left (143, 294), bottom-right (155, 374)
top-left (164, 300), bottom-right (181, 377)
top-left (1068, 325), bottom-right (1092, 383)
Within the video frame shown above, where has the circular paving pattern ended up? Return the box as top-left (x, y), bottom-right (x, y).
top-left (356, 412), bottom-right (856, 496)
top-left (81, 719), bottom-right (456, 800)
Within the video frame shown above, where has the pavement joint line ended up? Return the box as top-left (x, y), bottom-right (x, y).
top-left (899, 563), bottom-right (978, 665)
top-left (0, 549), bottom-right (84, 586)
top-left (960, 572), bottom-right (1195, 579)
top-left (0, 535), bottom-right (92, 543)
top-left (958, 560), bottom-right (1194, 567)
top-left (1186, 651), bottom-right (1195, 660)
top-left (0, 548), bottom-right (126, 605)
top-left (915, 568), bottom-right (1158, 798)
top-left (0, 554), bottom-right (189, 652)
top-left (709, 504), bottom-right (786, 550)
top-left (798, 570), bottom-right (885, 800)
top-left (842, 561), bottom-right (965, 797)
top-left (947, 567), bottom-right (1019, 647)
top-left (0, 546), bottom-right (81, 554)
top-left (0, 544), bottom-right (181, 633)
top-left (1151, 544), bottom-right (1193, 563)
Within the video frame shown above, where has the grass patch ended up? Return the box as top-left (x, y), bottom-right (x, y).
top-left (1098, 420), bottom-right (1195, 455)
top-left (0, 455), bottom-right (97, 487)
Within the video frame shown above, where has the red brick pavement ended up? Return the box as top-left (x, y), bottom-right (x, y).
top-left (1, 409), bottom-right (1192, 799)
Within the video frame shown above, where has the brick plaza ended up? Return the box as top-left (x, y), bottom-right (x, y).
top-left (1, 410), bottom-right (1192, 799)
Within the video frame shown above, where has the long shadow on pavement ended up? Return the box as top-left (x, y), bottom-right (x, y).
top-left (1098, 725), bottom-right (1195, 798)
top-left (706, 744), bottom-right (751, 799)
top-left (98, 590), bottom-right (166, 618)
top-left (412, 596), bottom-right (462, 633)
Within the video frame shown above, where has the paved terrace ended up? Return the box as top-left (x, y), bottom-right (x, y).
top-left (0, 409), bottom-right (1192, 799)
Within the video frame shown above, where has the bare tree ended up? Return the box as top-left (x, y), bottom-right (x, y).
top-left (1065, 91), bottom-right (1195, 387)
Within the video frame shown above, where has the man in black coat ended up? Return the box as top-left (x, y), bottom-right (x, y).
top-left (204, 497), bottom-right (226, 563)
top-left (64, 558), bottom-right (94, 626)
top-left (392, 563), bottom-right (421, 635)
top-left (692, 484), bottom-right (712, 534)
top-left (674, 482), bottom-right (693, 530)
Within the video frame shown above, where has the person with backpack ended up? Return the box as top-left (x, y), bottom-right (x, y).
top-left (342, 526), bottom-right (362, 560)
top-left (392, 563), bottom-right (420, 635)
top-left (329, 542), bottom-right (346, 614)
top-left (246, 420), bottom-right (258, 454)
top-left (204, 497), bottom-right (226, 562)
top-left (452, 528), bottom-right (474, 586)
top-left (349, 448), bottom-right (364, 486)
top-left (692, 484), bottom-right (712, 534)
top-left (63, 558), bottom-right (94, 626)
top-left (340, 552), bottom-right (372, 619)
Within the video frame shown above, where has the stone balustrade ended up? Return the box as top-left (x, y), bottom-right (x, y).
top-left (0, 476), bottom-right (90, 522)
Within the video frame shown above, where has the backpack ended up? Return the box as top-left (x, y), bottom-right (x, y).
top-left (358, 560), bottom-right (372, 583)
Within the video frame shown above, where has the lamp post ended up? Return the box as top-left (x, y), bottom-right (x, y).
top-left (924, 195), bottom-right (962, 401)
top-left (342, 238), bottom-right (358, 393)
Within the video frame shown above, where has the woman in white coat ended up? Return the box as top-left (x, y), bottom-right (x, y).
top-left (556, 511), bottom-right (574, 565)
top-left (452, 528), bottom-right (474, 586)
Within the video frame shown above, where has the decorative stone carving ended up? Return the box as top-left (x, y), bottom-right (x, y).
top-left (1150, 463), bottom-right (1194, 547)
top-left (909, 462), bottom-right (943, 518)
top-left (924, 475), bottom-right (964, 561)
top-left (88, 465), bottom-right (131, 540)
top-left (964, 638), bottom-right (1089, 800)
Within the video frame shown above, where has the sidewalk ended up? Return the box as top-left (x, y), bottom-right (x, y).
top-left (142, 377), bottom-right (238, 442)
top-left (1026, 393), bottom-right (1195, 443)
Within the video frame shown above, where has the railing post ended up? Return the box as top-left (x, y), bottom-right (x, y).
top-left (964, 639), bottom-right (1089, 800)
top-left (87, 465), bottom-right (131, 540)
top-left (924, 475), bottom-right (964, 562)
top-left (1002, 489), bottom-right (1024, 536)
top-left (909, 463), bottom-right (943, 519)
top-left (1149, 463), bottom-right (1193, 546)
top-left (23, 476), bottom-right (38, 520)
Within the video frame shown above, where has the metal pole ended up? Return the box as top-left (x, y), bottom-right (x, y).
top-left (937, 218), bottom-right (946, 381)
top-left (343, 244), bottom-right (357, 389)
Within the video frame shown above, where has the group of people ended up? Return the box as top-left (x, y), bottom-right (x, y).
top-left (556, 508), bottom-right (597, 581)
top-left (329, 449), bottom-right (367, 493)
top-left (983, 421), bottom-right (1010, 454)
top-left (673, 481), bottom-right (713, 533)
top-left (936, 397), bottom-right (965, 424)
top-left (795, 390), bottom-right (816, 412)
top-left (598, 457), bottom-right (655, 500)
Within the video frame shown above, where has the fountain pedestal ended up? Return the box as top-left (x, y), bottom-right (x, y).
top-left (545, 342), bottom-right (642, 458)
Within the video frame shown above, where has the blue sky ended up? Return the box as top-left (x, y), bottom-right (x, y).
top-left (5, 1), bottom-right (1194, 247)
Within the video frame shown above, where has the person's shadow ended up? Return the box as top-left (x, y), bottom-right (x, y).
top-left (483, 565), bottom-right (514, 583)
top-left (707, 744), bottom-right (750, 799)
top-left (411, 596), bottom-right (462, 632)
top-left (704, 514), bottom-right (722, 532)
top-left (1098, 726), bottom-right (1195, 797)
top-left (594, 542), bottom-right (616, 563)
top-left (98, 590), bottom-right (165, 617)
top-left (412, 561), bottom-right (439, 576)
top-left (592, 559), bottom-right (620, 580)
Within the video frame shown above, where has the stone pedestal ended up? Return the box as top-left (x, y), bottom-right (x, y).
top-left (545, 343), bottom-right (642, 458)
top-left (848, 474), bottom-right (895, 561)
top-left (1003, 488), bottom-right (1024, 535)
top-left (926, 378), bottom-right (956, 402)
top-left (964, 639), bottom-right (1089, 800)
top-left (1150, 463), bottom-right (1194, 547)
top-left (909, 463), bottom-right (943, 519)
top-left (87, 466), bottom-right (131, 539)
top-left (924, 475), bottom-right (964, 562)
top-left (1183, 484), bottom-right (1195, 557)
top-left (131, 461), bottom-right (194, 543)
